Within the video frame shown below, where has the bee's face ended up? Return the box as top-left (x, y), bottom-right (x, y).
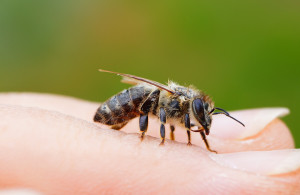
top-left (191, 98), bottom-right (213, 135)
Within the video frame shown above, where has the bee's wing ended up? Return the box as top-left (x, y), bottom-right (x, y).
top-left (99, 69), bottom-right (175, 94)
top-left (121, 77), bottom-right (140, 85)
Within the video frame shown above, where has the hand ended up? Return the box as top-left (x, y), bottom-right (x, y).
top-left (0, 93), bottom-right (299, 194)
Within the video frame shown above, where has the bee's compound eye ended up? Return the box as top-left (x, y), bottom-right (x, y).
top-left (192, 98), bottom-right (205, 120)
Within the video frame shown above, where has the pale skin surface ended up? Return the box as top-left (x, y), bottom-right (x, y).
top-left (0, 93), bottom-right (299, 194)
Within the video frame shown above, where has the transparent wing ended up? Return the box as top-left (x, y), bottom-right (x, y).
top-left (120, 77), bottom-right (140, 85)
top-left (99, 69), bottom-right (175, 94)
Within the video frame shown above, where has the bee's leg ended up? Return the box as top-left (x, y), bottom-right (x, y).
top-left (187, 131), bottom-right (191, 146)
top-left (185, 113), bottom-right (192, 146)
top-left (139, 89), bottom-right (161, 141)
top-left (139, 114), bottom-right (148, 141)
top-left (170, 125), bottom-right (175, 141)
top-left (200, 131), bottom-right (217, 153)
top-left (159, 107), bottom-right (166, 145)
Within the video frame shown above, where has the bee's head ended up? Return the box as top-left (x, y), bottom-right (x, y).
top-left (191, 97), bottom-right (214, 135)
top-left (191, 97), bottom-right (245, 135)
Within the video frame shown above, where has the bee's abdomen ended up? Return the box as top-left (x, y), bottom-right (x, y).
top-left (94, 85), bottom-right (152, 125)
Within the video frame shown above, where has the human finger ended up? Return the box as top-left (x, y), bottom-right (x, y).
top-left (0, 93), bottom-right (294, 153)
top-left (0, 105), bottom-right (299, 194)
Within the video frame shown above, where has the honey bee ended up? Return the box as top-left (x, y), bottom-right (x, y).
top-left (94, 69), bottom-right (244, 153)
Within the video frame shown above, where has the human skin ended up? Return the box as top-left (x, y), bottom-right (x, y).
top-left (0, 93), bottom-right (299, 194)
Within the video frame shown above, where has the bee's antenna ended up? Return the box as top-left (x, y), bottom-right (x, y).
top-left (212, 107), bottom-right (245, 127)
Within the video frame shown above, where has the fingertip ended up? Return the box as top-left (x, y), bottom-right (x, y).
top-left (210, 107), bottom-right (290, 139)
top-left (119, 117), bottom-right (294, 153)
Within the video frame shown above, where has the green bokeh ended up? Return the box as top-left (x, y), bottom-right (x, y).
top-left (0, 1), bottom-right (299, 146)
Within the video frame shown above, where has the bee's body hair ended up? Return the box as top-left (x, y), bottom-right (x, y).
top-left (94, 82), bottom-right (204, 128)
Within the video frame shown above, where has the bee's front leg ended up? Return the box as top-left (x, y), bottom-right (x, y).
top-left (200, 131), bottom-right (217, 153)
top-left (159, 107), bottom-right (166, 145)
top-left (184, 113), bottom-right (192, 146)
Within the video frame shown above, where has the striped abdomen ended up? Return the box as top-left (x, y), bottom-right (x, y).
top-left (94, 85), bottom-right (153, 126)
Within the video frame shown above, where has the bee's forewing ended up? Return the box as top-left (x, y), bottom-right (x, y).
top-left (99, 69), bottom-right (175, 94)
top-left (121, 77), bottom-right (140, 85)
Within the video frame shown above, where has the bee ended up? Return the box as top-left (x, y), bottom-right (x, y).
top-left (94, 69), bottom-right (244, 153)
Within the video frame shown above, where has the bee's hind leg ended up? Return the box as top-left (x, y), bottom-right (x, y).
top-left (139, 114), bottom-right (148, 141)
top-left (139, 89), bottom-right (160, 142)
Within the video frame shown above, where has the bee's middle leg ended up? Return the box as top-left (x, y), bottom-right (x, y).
top-left (185, 113), bottom-right (192, 145)
top-left (139, 114), bottom-right (148, 141)
top-left (170, 125), bottom-right (175, 141)
top-left (159, 107), bottom-right (166, 145)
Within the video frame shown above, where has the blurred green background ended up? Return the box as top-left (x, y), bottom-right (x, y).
top-left (0, 1), bottom-right (299, 146)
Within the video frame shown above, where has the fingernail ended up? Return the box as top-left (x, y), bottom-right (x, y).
top-left (209, 149), bottom-right (300, 176)
top-left (210, 107), bottom-right (290, 139)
